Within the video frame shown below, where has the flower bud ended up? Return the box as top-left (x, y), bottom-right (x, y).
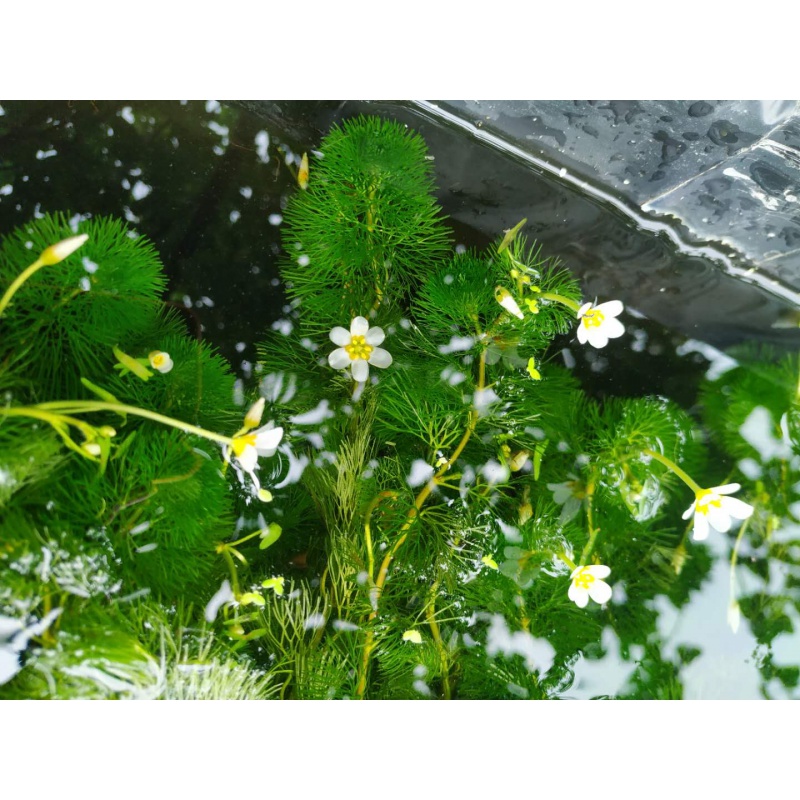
top-left (39, 234), bottom-right (89, 266)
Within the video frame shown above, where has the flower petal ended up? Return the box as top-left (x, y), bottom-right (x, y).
top-left (721, 497), bottom-right (754, 520)
top-left (682, 502), bottom-right (696, 520)
top-left (601, 317), bottom-right (625, 340)
top-left (693, 512), bottom-right (709, 540)
top-left (706, 504), bottom-right (731, 533)
top-left (712, 483), bottom-right (741, 495)
top-left (595, 300), bottom-right (623, 318)
top-left (351, 358), bottom-right (369, 382)
top-left (236, 444), bottom-right (258, 473)
top-left (368, 347), bottom-right (392, 369)
top-left (589, 579), bottom-right (612, 605)
top-left (587, 564), bottom-right (611, 579)
top-left (350, 316), bottom-right (369, 337)
top-left (577, 302), bottom-right (593, 319)
top-left (365, 326), bottom-right (385, 346)
top-left (330, 327), bottom-right (351, 346)
top-left (255, 425), bottom-right (284, 455)
top-left (577, 324), bottom-right (589, 344)
top-left (328, 348), bottom-right (351, 369)
top-left (569, 585), bottom-right (589, 608)
top-left (586, 328), bottom-right (609, 348)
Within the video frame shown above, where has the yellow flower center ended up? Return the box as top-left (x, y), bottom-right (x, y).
top-left (345, 335), bottom-right (373, 361)
top-left (581, 308), bottom-right (605, 329)
top-left (232, 433), bottom-right (256, 457)
top-left (573, 567), bottom-right (595, 590)
top-left (151, 353), bottom-right (167, 368)
top-left (695, 489), bottom-right (721, 516)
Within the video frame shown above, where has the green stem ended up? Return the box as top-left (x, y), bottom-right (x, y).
top-left (0, 256), bottom-right (46, 318)
top-left (13, 401), bottom-right (235, 447)
top-left (558, 551), bottom-right (577, 571)
top-left (578, 479), bottom-right (598, 565)
top-left (540, 292), bottom-right (580, 314)
top-left (642, 448), bottom-right (702, 494)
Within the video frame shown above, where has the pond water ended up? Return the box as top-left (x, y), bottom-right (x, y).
top-left (1, 100), bottom-right (798, 699)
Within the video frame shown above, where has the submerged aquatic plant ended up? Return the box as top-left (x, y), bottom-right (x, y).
top-left (1, 114), bottom-right (779, 701)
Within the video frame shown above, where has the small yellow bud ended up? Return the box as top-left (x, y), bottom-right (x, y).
top-left (526, 358), bottom-right (541, 381)
top-left (39, 233), bottom-right (89, 266)
top-left (402, 630), bottom-right (422, 644)
top-left (82, 442), bottom-right (101, 457)
top-left (509, 450), bottom-right (530, 472)
top-left (298, 152), bottom-right (309, 190)
top-left (258, 488), bottom-right (273, 503)
top-left (99, 426), bottom-right (117, 438)
top-left (244, 397), bottom-right (265, 429)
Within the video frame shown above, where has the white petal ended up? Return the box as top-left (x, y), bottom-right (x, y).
top-left (577, 302), bottom-right (593, 319)
top-left (568, 583), bottom-right (589, 608)
top-left (601, 317), bottom-right (625, 340)
top-left (328, 348), bottom-right (351, 369)
top-left (682, 502), bottom-right (696, 520)
top-left (330, 327), bottom-right (351, 346)
top-left (589, 580), bottom-right (612, 605)
top-left (236, 445), bottom-right (258, 473)
top-left (587, 564), bottom-right (611, 580)
top-left (706, 504), bottom-right (731, 533)
top-left (351, 358), bottom-right (369, 382)
top-left (595, 300), bottom-right (623, 318)
top-left (721, 497), bottom-right (754, 520)
top-left (365, 326), bottom-right (385, 346)
top-left (255, 425), bottom-right (284, 455)
top-left (693, 512), bottom-right (709, 540)
top-left (586, 328), bottom-right (609, 348)
top-left (368, 347), bottom-right (392, 369)
top-left (350, 316), bottom-right (369, 336)
top-left (712, 483), bottom-right (741, 495)
top-left (577, 324), bottom-right (589, 344)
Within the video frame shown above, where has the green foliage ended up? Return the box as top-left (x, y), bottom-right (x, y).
top-left (0, 214), bottom-right (166, 397)
top-left (280, 116), bottom-right (451, 332)
top-left (3, 114), bottom-right (790, 701)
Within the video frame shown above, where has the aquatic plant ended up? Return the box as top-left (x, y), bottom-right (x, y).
top-left (2, 114), bottom-right (793, 700)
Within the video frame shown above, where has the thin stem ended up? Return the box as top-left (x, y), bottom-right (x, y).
top-left (16, 401), bottom-right (235, 447)
top-left (540, 292), bottom-right (580, 314)
top-left (0, 256), bottom-right (46, 318)
top-left (558, 551), bottom-right (577, 571)
top-left (425, 581), bottom-right (451, 699)
top-left (642, 448), bottom-right (703, 494)
top-left (356, 351), bottom-right (487, 698)
top-left (578, 479), bottom-right (598, 565)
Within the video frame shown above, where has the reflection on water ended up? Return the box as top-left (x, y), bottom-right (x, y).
top-left (1, 100), bottom-right (798, 699)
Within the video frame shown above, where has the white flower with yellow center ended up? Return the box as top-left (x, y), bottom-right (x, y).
top-left (568, 564), bottom-right (612, 608)
top-left (576, 300), bottom-right (625, 348)
top-left (682, 483), bottom-right (754, 541)
top-left (230, 423), bottom-right (283, 474)
top-left (328, 316), bottom-right (392, 382)
top-left (224, 398), bottom-right (284, 495)
top-left (148, 350), bottom-right (173, 374)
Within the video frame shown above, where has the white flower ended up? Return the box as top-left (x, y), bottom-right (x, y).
top-left (681, 483), bottom-right (754, 541)
top-left (148, 350), bottom-right (173, 374)
top-left (576, 300), bottom-right (625, 348)
top-left (229, 423), bottom-right (283, 474)
top-left (547, 474), bottom-right (585, 523)
top-left (568, 565), bottom-right (612, 608)
top-left (328, 316), bottom-right (392, 382)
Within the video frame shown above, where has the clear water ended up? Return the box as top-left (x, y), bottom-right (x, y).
top-left (1, 99), bottom-right (798, 699)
